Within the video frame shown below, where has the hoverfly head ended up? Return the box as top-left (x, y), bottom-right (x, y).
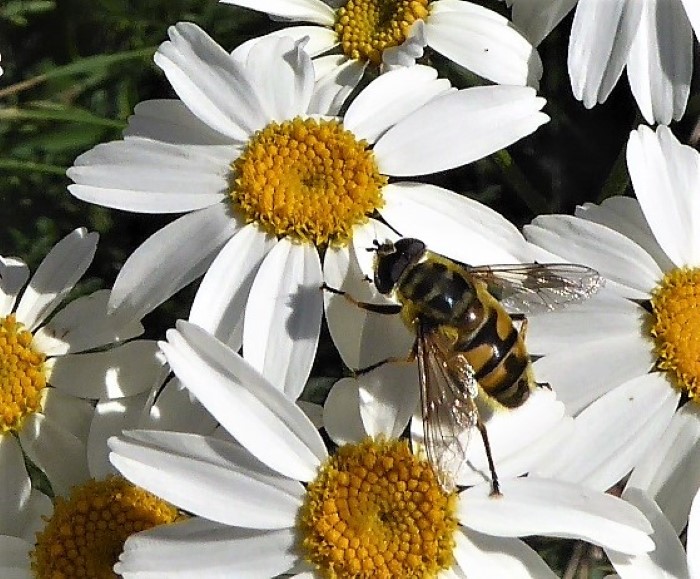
top-left (371, 237), bottom-right (426, 295)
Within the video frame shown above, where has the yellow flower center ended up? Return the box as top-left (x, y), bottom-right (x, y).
top-left (651, 267), bottom-right (700, 400)
top-left (335, 0), bottom-right (430, 64)
top-left (299, 437), bottom-right (458, 578)
top-left (31, 476), bottom-right (182, 579)
top-left (231, 117), bottom-right (386, 246)
top-left (0, 314), bottom-right (47, 433)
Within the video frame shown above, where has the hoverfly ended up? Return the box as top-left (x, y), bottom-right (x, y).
top-left (322, 237), bottom-right (602, 495)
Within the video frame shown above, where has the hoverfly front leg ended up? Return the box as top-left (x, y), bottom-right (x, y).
top-left (320, 283), bottom-right (402, 315)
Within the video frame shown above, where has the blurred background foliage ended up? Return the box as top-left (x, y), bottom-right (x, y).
top-left (2, 1), bottom-right (695, 576)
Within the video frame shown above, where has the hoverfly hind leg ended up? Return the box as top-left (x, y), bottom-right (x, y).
top-left (353, 338), bottom-right (418, 376)
top-left (475, 417), bottom-right (502, 497)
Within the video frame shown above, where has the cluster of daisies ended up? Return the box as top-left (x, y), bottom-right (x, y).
top-left (2, 0), bottom-right (700, 577)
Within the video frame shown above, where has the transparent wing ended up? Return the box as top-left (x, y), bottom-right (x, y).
top-left (467, 263), bottom-right (603, 315)
top-left (417, 325), bottom-right (479, 491)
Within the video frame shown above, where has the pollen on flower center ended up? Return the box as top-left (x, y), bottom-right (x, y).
top-left (0, 314), bottom-right (47, 433)
top-left (31, 476), bottom-right (182, 579)
top-left (231, 117), bottom-right (387, 246)
top-left (335, 0), bottom-right (430, 64)
top-left (299, 437), bottom-right (458, 578)
top-left (651, 267), bottom-right (700, 400)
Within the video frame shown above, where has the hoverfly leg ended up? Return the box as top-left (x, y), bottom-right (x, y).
top-left (320, 283), bottom-right (402, 315)
top-left (353, 339), bottom-right (418, 376)
top-left (475, 417), bottom-right (502, 497)
top-left (537, 382), bottom-right (552, 391)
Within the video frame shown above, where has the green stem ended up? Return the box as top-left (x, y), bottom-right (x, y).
top-left (0, 159), bottom-right (67, 175)
top-left (490, 149), bottom-right (549, 215)
top-left (597, 144), bottom-right (630, 203)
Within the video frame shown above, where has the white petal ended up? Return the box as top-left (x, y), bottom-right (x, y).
top-left (67, 137), bottom-right (232, 212)
top-left (627, 403), bottom-right (700, 533)
top-left (323, 237), bottom-right (414, 370)
top-left (627, 125), bottom-right (700, 267)
top-left (220, 0), bottom-right (336, 25)
top-left (0, 257), bottom-right (28, 317)
top-left (0, 436), bottom-right (31, 536)
top-left (568, 0), bottom-right (643, 107)
top-left (124, 99), bottom-right (233, 144)
top-left (233, 26), bottom-right (338, 62)
top-left (461, 477), bottom-right (654, 554)
top-left (681, 0), bottom-right (700, 36)
top-left (607, 487), bottom-right (689, 579)
top-left (16, 228), bottom-right (98, 331)
top-left (48, 340), bottom-right (164, 399)
top-left (534, 373), bottom-right (679, 491)
top-left (0, 535), bottom-right (31, 578)
top-left (110, 431), bottom-right (304, 529)
top-left (689, 487), bottom-right (700, 579)
top-left (532, 334), bottom-right (655, 415)
top-left (190, 224), bottom-right (274, 350)
top-left (32, 290), bottom-right (144, 356)
top-left (525, 214), bottom-right (661, 298)
top-left (243, 240), bottom-right (322, 400)
top-left (374, 85), bottom-right (548, 176)
top-left (323, 378), bottom-right (368, 445)
top-left (381, 182), bottom-right (531, 264)
top-left (626, 0), bottom-right (692, 124)
top-left (308, 55), bottom-right (365, 116)
top-left (161, 321), bottom-right (327, 481)
top-left (109, 204), bottom-right (240, 322)
top-left (454, 527), bottom-right (558, 579)
top-left (343, 65), bottom-right (452, 145)
top-left (507, 0), bottom-right (578, 46)
top-left (426, 1), bottom-right (543, 87)
top-left (117, 518), bottom-right (298, 578)
top-left (155, 23), bottom-right (268, 141)
top-left (381, 20), bottom-right (427, 72)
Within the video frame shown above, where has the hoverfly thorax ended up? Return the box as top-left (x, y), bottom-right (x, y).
top-left (372, 237), bottom-right (427, 294)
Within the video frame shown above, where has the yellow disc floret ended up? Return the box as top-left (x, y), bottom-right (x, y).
top-left (231, 117), bottom-right (386, 246)
top-left (299, 437), bottom-right (458, 578)
top-left (651, 267), bottom-right (700, 400)
top-left (31, 476), bottom-right (182, 578)
top-left (335, 0), bottom-right (430, 64)
top-left (0, 314), bottom-right (47, 433)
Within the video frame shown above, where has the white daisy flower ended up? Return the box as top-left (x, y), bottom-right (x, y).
top-left (503, 0), bottom-right (700, 124)
top-left (523, 124), bottom-right (700, 533)
top-left (605, 487), bottom-right (699, 579)
top-left (67, 22), bottom-right (548, 400)
top-left (108, 321), bottom-right (653, 578)
top-left (223, 0), bottom-right (543, 88)
top-left (0, 228), bottom-right (161, 499)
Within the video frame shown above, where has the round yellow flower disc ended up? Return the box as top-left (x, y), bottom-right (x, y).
top-left (231, 117), bottom-right (386, 246)
top-left (31, 476), bottom-right (182, 578)
top-left (335, 0), bottom-right (430, 64)
top-left (299, 437), bottom-right (458, 578)
top-left (0, 314), bottom-right (47, 433)
top-left (651, 267), bottom-right (700, 400)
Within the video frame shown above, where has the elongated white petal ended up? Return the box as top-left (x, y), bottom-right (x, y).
top-left (382, 182), bottom-right (531, 264)
top-left (33, 290), bottom-right (143, 356)
top-left (454, 528), bottom-right (558, 579)
top-left (68, 137), bottom-right (232, 213)
top-left (0, 257), bottom-right (28, 317)
top-left (344, 65), bottom-right (451, 145)
top-left (221, 0), bottom-right (336, 26)
top-left (0, 436), bottom-right (31, 536)
top-left (233, 26), bottom-right (338, 63)
top-left (534, 373), bottom-right (679, 491)
top-left (323, 378), bottom-right (370, 445)
top-left (507, 0), bottom-right (578, 46)
top-left (0, 535), bottom-right (32, 578)
top-left (533, 334), bottom-right (655, 415)
top-left (689, 488), bottom-right (700, 579)
top-left (426, 1), bottom-right (542, 87)
top-left (16, 228), bottom-right (97, 331)
top-left (309, 55), bottom-right (365, 116)
top-left (374, 86), bottom-right (548, 176)
top-left (116, 517), bottom-right (298, 578)
top-left (568, 0), bottom-right (643, 107)
top-left (461, 477), bottom-right (654, 554)
top-left (161, 321), bottom-right (327, 481)
top-left (243, 240), bottom-right (322, 400)
top-left (627, 0), bottom-right (692, 124)
top-left (607, 488), bottom-right (689, 579)
top-left (190, 224), bottom-right (274, 350)
top-left (109, 204), bottom-right (240, 323)
top-left (155, 23), bottom-right (267, 141)
top-left (681, 0), bottom-right (700, 35)
top-left (110, 430), bottom-right (304, 529)
top-left (525, 214), bottom-right (660, 298)
top-left (48, 340), bottom-right (164, 399)
top-left (627, 125), bottom-right (700, 267)
top-left (627, 403), bottom-right (700, 533)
